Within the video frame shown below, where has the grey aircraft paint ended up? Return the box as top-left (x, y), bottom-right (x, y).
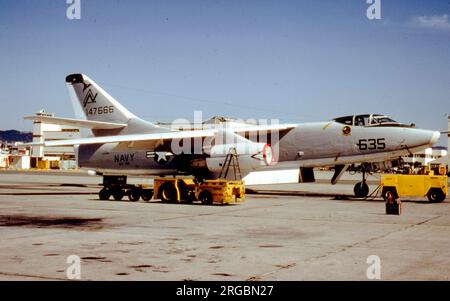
top-left (31, 74), bottom-right (441, 184)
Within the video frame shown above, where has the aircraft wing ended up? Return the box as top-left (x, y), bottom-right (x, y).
top-left (21, 123), bottom-right (297, 147)
top-left (24, 115), bottom-right (127, 130)
top-left (22, 129), bottom-right (216, 147)
top-left (230, 123), bottom-right (297, 134)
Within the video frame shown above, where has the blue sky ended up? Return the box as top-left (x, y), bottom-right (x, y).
top-left (0, 0), bottom-right (449, 145)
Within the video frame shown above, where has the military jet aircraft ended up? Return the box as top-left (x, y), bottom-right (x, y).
top-left (24, 74), bottom-right (440, 200)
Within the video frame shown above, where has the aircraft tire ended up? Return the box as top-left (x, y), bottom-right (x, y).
top-left (354, 182), bottom-right (369, 198)
top-left (99, 188), bottom-right (111, 200)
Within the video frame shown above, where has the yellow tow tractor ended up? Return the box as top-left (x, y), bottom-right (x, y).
top-left (153, 177), bottom-right (245, 205)
top-left (380, 166), bottom-right (448, 203)
top-left (153, 148), bottom-right (245, 205)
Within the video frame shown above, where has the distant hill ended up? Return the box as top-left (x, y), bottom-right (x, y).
top-left (0, 130), bottom-right (32, 143)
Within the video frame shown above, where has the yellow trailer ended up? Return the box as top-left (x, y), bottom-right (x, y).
top-left (153, 178), bottom-right (245, 205)
top-left (380, 173), bottom-right (448, 203)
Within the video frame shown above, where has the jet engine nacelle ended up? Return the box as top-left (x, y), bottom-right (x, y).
top-left (205, 142), bottom-right (274, 174)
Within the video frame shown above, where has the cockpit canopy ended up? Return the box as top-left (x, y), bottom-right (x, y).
top-left (333, 114), bottom-right (413, 127)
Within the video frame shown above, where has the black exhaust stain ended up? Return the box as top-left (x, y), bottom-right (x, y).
top-left (0, 215), bottom-right (104, 230)
top-left (43, 254), bottom-right (60, 257)
top-left (212, 273), bottom-right (233, 277)
top-left (81, 256), bottom-right (112, 262)
top-left (209, 245), bottom-right (224, 249)
top-left (129, 265), bottom-right (155, 272)
top-left (129, 265), bottom-right (153, 269)
top-left (116, 272), bottom-right (129, 276)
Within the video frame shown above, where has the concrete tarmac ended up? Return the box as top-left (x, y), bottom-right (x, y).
top-left (0, 171), bottom-right (449, 280)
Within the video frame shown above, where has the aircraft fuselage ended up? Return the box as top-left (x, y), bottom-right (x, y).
top-left (77, 120), bottom-right (439, 176)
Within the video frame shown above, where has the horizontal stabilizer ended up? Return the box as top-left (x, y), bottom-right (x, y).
top-left (24, 116), bottom-right (127, 130)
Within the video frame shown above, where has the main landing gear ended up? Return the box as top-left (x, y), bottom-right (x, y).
top-left (353, 169), bottom-right (369, 198)
top-left (98, 175), bottom-right (153, 202)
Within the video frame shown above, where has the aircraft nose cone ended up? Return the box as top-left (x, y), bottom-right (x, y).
top-left (402, 128), bottom-right (441, 149)
top-left (430, 131), bottom-right (440, 145)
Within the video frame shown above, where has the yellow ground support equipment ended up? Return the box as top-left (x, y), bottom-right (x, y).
top-left (153, 147), bottom-right (245, 205)
top-left (37, 159), bottom-right (50, 170)
top-left (380, 173), bottom-right (448, 203)
top-left (153, 178), bottom-right (245, 205)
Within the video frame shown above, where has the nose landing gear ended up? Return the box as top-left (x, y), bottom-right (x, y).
top-left (353, 169), bottom-right (369, 198)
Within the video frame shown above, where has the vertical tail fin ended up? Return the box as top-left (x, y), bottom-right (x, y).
top-left (66, 73), bottom-right (135, 124)
top-left (65, 73), bottom-right (170, 136)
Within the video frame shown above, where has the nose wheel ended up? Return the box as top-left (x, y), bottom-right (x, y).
top-left (354, 182), bottom-right (369, 198)
top-left (354, 169), bottom-right (369, 198)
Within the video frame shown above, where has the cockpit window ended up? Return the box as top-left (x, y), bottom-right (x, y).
top-left (334, 116), bottom-right (353, 125)
top-left (354, 116), bottom-right (364, 126)
top-left (370, 116), bottom-right (397, 125)
top-left (354, 115), bottom-right (370, 126)
top-left (333, 114), bottom-right (403, 127)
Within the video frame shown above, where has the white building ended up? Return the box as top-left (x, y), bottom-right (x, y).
top-left (403, 147), bottom-right (447, 167)
top-left (402, 117), bottom-right (449, 171)
top-left (0, 149), bottom-right (10, 168)
top-left (6, 145), bottom-right (31, 169)
top-left (31, 110), bottom-right (80, 169)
